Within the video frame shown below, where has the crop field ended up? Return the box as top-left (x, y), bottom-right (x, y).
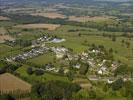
top-left (0, 16), bottom-right (10, 21)
top-left (68, 16), bottom-right (115, 22)
top-left (0, 27), bottom-right (14, 43)
top-left (31, 12), bottom-right (66, 19)
top-left (0, 73), bottom-right (31, 94)
top-left (14, 23), bottom-right (61, 30)
top-left (0, 35), bottom-right (14, 43)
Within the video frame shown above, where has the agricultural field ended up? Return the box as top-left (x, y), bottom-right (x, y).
top-left (68, 16), bottom-right (116, 23)
top-left (31, 12), bottom-right (66, 19)
top-left (0, 27), bottom-right (7, 34)
top-left (0, 0), bottom-right (133, 100)
top-left (14, 23), bottom-right (61, 30)
top-left (0, 27), bottom-right (15, 43)
top-left (0, 35), bottom-right (14, 43)
top-left (0, 73), bottom-right (31, 93)
top-left (0, 16), bottom-right (10, 21)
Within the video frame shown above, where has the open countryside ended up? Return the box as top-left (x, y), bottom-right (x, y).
top-left (0, 0), bottom-right (133, 100)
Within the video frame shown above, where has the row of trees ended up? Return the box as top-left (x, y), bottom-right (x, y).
top-left (31, 80), bottom-right (81, 100)
top-left (27, 67), bottom-right (44, 76)
top-left (114, 64), bottom-right (133, 77)
top-left (2, 13), bottom-right (133, 32)
top-left (0, 60), bottom-right (21, 74)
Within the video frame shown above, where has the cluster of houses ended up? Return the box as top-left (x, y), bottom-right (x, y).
top-left (4, 35), bottom-right (121, 83)
top-left (6, 46), bottom-right (69, 62)
top-left (32, 35), bottom-right (65, 47)
top-left (6, 47), bottom-right (50, 62)
top-left (51, 47), bottom-right (68, 59)
top-left (37, 35), bottom-right (65, 43)
top-left (62, 48), bottom-right (119, 76)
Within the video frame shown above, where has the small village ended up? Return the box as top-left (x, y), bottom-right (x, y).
top-left (5, 35), bottom-right (133, 84)
top-left (0, 0), bottom-right (133, 99)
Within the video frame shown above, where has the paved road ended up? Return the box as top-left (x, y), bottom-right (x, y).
top-left (87, 76), bottom-right (133, 82)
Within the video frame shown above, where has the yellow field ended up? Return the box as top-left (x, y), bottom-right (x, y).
top-left (0, 16), bottom-right (10, 21)
top-left (68, 16), bottom-right (115, 22)
top-left (14, 23), bottom-right (61, 30)
top-left (0, 73), bottom-right (31, 94)
top-left (31, 12), bottom-right (66, 19)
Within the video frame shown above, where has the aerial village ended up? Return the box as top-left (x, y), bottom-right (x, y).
top-left (4, 34), bottom-right (132, 84)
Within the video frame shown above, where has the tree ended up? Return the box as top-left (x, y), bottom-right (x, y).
top-left (35, 69), bottom-right (44, 76)
top-left (114, 64), bottom-right (131, 76)
top-left (126, 42), bottom-right (130, 48)
top-left (6, 94), bottom-right (15, 100)
top-left (78, 33), bottom-right (81, 37)
top-left (79, 63), bottom-right (89, 75)
top-left (109, 48), bottom-right (113, 53)
top-left (112, 78), bottom-right (124, 91)
top-left (124, 81), bottom-right (133, 99)
top-left (59, 67), bottom-right (64, 74)
top-left (66, 71), bottom-right (74, 81)
top-left (89, 90), bottom-right (96, 99)
top-left (31, 81), bottom-right (81, 100)
top-left (27, 67), bottom-right (33, 75)
top-left (112, 35), bottom-right (116, 42)
top-left (121, 39), bottom-right (125, 44)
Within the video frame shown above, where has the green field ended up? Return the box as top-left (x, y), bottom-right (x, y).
top-left (16, 66), bottom-right (69, 82)
top-left (0, 44), bottom-right (22, 58)
top-left (46, 25), bottom-right (133, 67)
top-left (27, 52), bottom-right (56, 66)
